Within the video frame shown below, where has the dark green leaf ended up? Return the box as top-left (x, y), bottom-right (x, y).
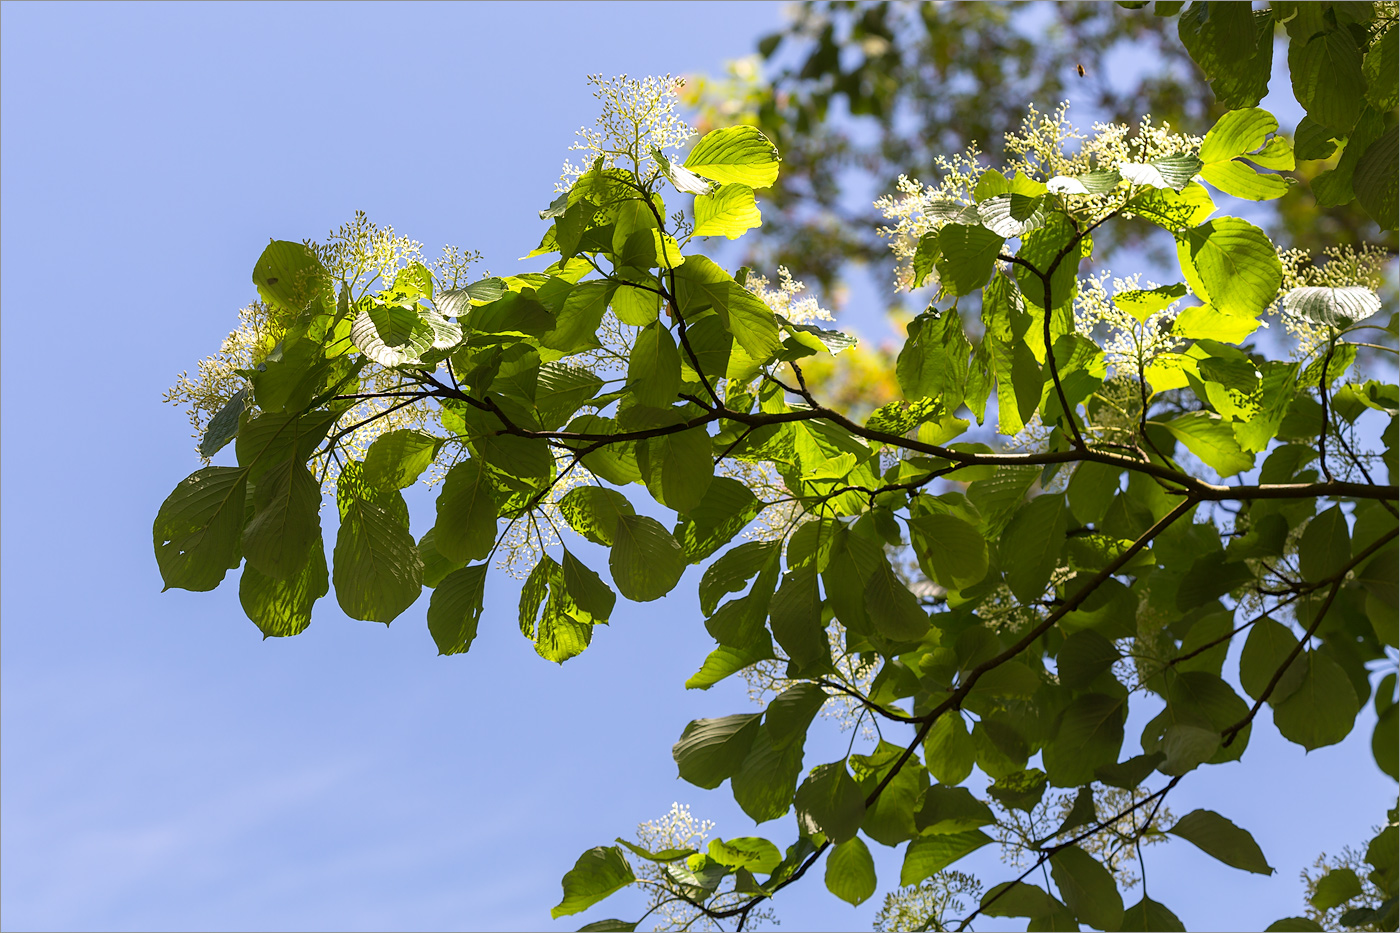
top-left (1274, 651), bottom-right (1361, 750)
top-left (935, 224), bottom-right (1005, 297)
top-left (1050, 845), bottom-right (1124, 932)
top-left (1240, 617), bottom-right (1308, 704)
top-left (610, 514), bottom-right (686, 602)
top-left (242, 459), bottom-right (321, 580)
top-left (795, 762), bottom-right (866, 843)
top-left (900, 831), bottom-right (992, 886)
top-left (1057, 629), bottom-right (1122, 689)
top-left (1001, 494), bottom-right (1068, 604)
top-left (153, 467), bottom-right (249, 592)
top-left (673, 714), bottom-right (762, 789)
top-left (1120, 896), bottom-right (1187, 931)
top-left (362, 430), bottom-right (441, 490)
top-left (559, 486), bottom-right (635, 547)
top-left (908, 512), bottom-right (988, 590)
top-left (199, 389), bottom-right (251, 458)
top-left (864, 555), bottom-right (929, 641)
top-left (1263, 919), bottom-right (1325, 932)
top-left (1044, 693), bottom-right (1125, 787)
top-left (1299, 505), bottom-right (1351, 581)
top-left (978, 881), bottom-right (1065, 919)
top-left (1169, 808), bottom-right (1274, 874)
top-left (987, 768), bottom-right (1048, 812)
top-left (915, 785), bottom-right (996, 834)
top-left (426, 565), bottom-right (487, 655)
top-left (433, 458), bottom-right (499, 563)
top-left (1312, 868), bottom-right (1364, 910)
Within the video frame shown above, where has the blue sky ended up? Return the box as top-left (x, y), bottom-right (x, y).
top-left (1, 3), bottom-right (1393, 932)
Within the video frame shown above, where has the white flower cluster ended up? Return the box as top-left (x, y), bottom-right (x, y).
top-left (744, 265), bottom-right (833, 325)
top-left (876, 103), bottom-right (1202, 291)
top-left (558, 74), bottom-right (695, 192)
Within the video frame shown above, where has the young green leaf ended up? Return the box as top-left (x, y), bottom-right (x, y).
top-left (550, 846), bottom-right (635, 919)
top-left (825, 837), bottom-right (877, 906)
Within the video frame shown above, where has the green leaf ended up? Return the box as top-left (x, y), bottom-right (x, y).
top-left (238, 540), bottom-right (328, 638)
top-left (1178, 2), bottom-right (1273, 108)
top-left (1126, 183), bottom-right (1217, 230)
top-left (559, 486), bottom-right (635, 547)
top-left (924, 713), bottom-right (976, 786)
top-left (417, 529), bottom-right (464, 588)
top-left (236, 410), bottom-right (337, 484)
top-left (199, 389), bottom-right (251, 458)
top-left (699, 540), bottom-right (778, 616)
top-left (1264, 919), bottom-right (1325, 932)
top-left (908, 512), bottom-right (988, 591)
top-left (796, 761), bottom-right (867, 843)
top-left (1274, 651), bottom-right (1361, 750)
top-left (693, 183), bottom-right (762, 238)
top-left (912, 233), bottom-right (941, 289)
top-left (333, 484), bottom-right (422, 624)
top-left (864, 556), bottom-right (930, 641)
top-left (986, 768), bottom-right (1048, 812)
top-left (675, 478), bottom-right (762, 564)
top-left (769, 564), bottom-right (828, 671)
top-left (1169, 808), bottom-right (1274, 874)
top-left (426, 564), bottom-right (487, 655)
top-left (673, 713), bottom-right (762, 789)
top-left (1058, 630), bottom-right (1122, 689)
top-left (673, 256), bottom-right (781, 362)
top-left (1044, 693), bottom-right (1126, 787)
top-left (1159, 723), bottom-right (1222, 775)
top-left (362, 430), bottom-right (441, 490)
top-left (1290, 27), bottom-right (1366, 133)
top-left (242, 459), bottom-right (321, 580)
top-left (1159, 411), bottom-right (1255, 475)
top-left (900, 831), bottom-right (992, 886)
top-left (577, 921), bottom-right (636, 933)
top-left (731, 726), bottom-right (805, 822)
top-left (935, 224), bottom-right (1005, 297)
top-left (433, 458), bottom-right (499, 563)
top-left (628, 321), bottom-right (682, 408)
top-left (1299, 505), bottom-right (1351, 581)
top-left (1095, 752), bottom-right (1167, 789)
top-left (1199, 160), bottom-right (1291, 200)
top-left (1200, 108), bottom-right (1280, 164)
top-left (1312, 868), bottom-right (1364, 910)
top-left (543, 280), bottom-right (612, 355)
top-left (153, 467), bottom-right (249, 592)
top-left (1050, 845), bottom-right (1124, 932)
top-left (825, 837), bottom-right (877, 906)
top-left (979, 881), bottom-right (1066, 919)
top-left (915, 785), bottom-right (996, 834)
top-left (637, 426), bottom-right (714, 516)
top-left (1374, 703), bottom-right (1398, 781)
top-left (683, 125), bottom-right (780, 188)
top-left (1119, 896), bottom-right (1187, 931)
top-left (707, 837), bottom-right (782, 873)
top-left (1172, 303), bottom-right (1263, 343)
top-left (1175, 218), bottom-right (1281, 319)
top-left (252, 239), bottom-right (331, 315)
top-left (562, 549), bottom-right (616, 625)
top-left (685, 643), bottom-right (773, 691)
top-left (550, 846), bottom-right (635, 919)
top-left (1001, 494), bottom-right (1068, 604)
top-left (1015, 212), bottom-right (1087, 311)
top-left (610, 514), bottom-right (686, 602)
